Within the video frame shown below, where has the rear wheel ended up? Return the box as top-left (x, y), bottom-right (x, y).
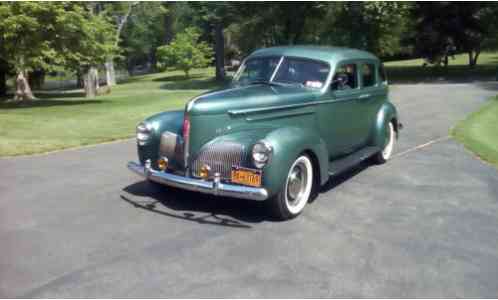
top-left (268, 155), bottom-right (313, 220)
top-left (373, 121), bottom-right (395, 164)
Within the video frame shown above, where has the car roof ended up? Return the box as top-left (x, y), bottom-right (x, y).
top-left (248, 46), bottom-right (379, 65)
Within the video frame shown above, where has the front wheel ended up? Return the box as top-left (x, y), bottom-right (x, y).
top-left (373, 121), bottom-right (395, 164)
top-left (268, 155), bottom-right (314, 220)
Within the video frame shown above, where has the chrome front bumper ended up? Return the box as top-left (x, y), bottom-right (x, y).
top-left (127, 161), bottom-right (268, 201)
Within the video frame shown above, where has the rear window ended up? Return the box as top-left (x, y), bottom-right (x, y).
top-left (332, 64), bottom-right (358, 90)
top-left (361, 63), bottom-right (376, 87)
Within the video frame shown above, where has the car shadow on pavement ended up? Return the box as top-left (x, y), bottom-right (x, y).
top-left (319, 160), bottom-right (371, 195)
top-left (122, 180), bottom-right (272, 228)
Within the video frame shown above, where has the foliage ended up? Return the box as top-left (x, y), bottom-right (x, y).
top-left (411, 2), bottom-right (492, 67)
top-left (0, 2), bottom-right (115, 73)
top-left (156, 27), bottom-right (213, 77)
top-left (225, 2), bottom-right (325, 57)
top-left (324, 2), bottom-right (412, 58)
top-left (120, 2), bottom-right (168, 72)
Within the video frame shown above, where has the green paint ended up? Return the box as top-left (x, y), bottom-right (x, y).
top-left (136, 47), bottom-right (400, 197)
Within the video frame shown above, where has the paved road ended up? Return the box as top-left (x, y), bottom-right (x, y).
top-left (1, 83), bottom-right (498, 297)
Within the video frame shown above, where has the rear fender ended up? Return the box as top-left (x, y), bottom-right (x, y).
top-left (372, 101), bottom-right (399, 148)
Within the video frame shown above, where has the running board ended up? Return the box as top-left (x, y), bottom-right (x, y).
top-left (328, 146), bottom-right (379, 176)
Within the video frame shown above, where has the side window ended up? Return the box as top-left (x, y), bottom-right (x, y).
top-left (361, 63), bottom-right (376, 88)
top-left (331, 63), bottom-right (358, 91)
top-left (379, 63), bottom-right (387, 83)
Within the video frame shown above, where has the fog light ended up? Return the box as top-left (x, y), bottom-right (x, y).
top-left (199, 164), bottom-right (211, 179)
top-left (158, 157), bottom-right (168, 171)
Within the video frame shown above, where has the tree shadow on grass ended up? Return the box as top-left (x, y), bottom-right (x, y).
top-left (152, 73), bottom-right (231, 91)
top-left (35, 91), bottom-right (86, 98)
top-left (386, 65), bottom-right (496, 84)
top-left (152, 74), bottom-right (203, 82)
top-left (160, 78), bottom-right (227, 91)
top-left (0, 98), bottom-right (105, 109)
top-left (122, 180), bottom-right (273, 228)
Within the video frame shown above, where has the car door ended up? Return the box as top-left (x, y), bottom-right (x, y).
top-left (316, 61), bottom-right (370, 159)
top-left (357, 60), bottom-right (388, 146)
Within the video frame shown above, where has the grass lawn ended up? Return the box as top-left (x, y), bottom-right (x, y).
top-left (452, 95), bottom-right (498, 168)
top-left (384, 51), bottom-right (498, 83)
top-left (0, 68), bottom-right (223, 156)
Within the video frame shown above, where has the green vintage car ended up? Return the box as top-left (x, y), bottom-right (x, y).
top-left (128, 46), bottom-right (402, 220)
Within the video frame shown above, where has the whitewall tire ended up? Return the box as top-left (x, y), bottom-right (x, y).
top-left (374, 121), bottom-right (395, 164)
top-left (269, 155), bottom-right (313, 220)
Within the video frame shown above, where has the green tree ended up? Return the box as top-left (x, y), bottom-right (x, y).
top-left (94, 2), bottom-right (137, 87)
top-left (412, 2), bottom-right (491, 67)
top-left (0, 2), bottom-right (115, 100)
top-left (228, 2), bottom-right (325, 56)
top-left (156, 27), bottom-right (213, 78)
top-left (120, 2), bottom-right (168, 74)
top-left (324, 2), bottom-right (412, 58)
top-left (188, 3), bottom-right (239, 81)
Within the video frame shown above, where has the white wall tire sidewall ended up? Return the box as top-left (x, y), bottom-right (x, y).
top-left (284, 155), bottom-right (313, 215)
top-left (381, 122), bottom-right (395, 161)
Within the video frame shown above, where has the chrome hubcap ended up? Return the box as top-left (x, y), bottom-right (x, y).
top-left (287, 162), bottom-right (307, 206)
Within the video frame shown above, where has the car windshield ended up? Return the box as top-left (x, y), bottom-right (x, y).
top-left (234, 56), bottom-right (281, 84)
top-left (234, 56), bottom-right (330, 89)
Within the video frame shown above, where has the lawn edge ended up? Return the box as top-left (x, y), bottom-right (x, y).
top-left (0, 136), bottom-right (135, 159)
top-left (451, 95), bottom-right (498, 169)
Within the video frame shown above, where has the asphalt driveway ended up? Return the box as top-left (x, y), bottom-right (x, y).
top-left (1, 83), bottom-right (498, 297)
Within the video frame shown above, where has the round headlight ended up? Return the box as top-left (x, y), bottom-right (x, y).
top-left (252, 140), bottom-right (273, 168)
top-left (136, 122), bottom-right (152, 145)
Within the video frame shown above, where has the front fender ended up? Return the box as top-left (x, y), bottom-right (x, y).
top-left (372, 101), bottom-right (399, 148)
top-left (138, 110), bottom-right (184, 166)
top-left (262, 127), bottom-right (329, 196)
top-left (206, 126), bottom-right (328, 197)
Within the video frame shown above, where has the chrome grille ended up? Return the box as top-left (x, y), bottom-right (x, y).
top-left (191, 142), bottom-right (247, 179)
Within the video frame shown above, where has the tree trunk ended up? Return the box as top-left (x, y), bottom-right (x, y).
top-left (76, 69), bottom-right (84, 88)
top-left (84, 67), bottom-right (99, 98)
top-left (105, 2), bottom-right (135, 87)
top-left (473, 51), bottom-right (480, 67)
top-left (105, 58), bottom-right (116, 86)
top-left (163, 8), bottom-right (174, 45)
top-left (214, 23), bottom-right (225, 81)
top-left (28, 69), bottom-right (45, 90)
top-left (14, 71), bottom-right (35, 101)
top-left (149, 49), bottom-right (157, 73)
top-left (0, 68), bottom-right (6, 97)
top-left (468, 50), bottom-right (480, 68)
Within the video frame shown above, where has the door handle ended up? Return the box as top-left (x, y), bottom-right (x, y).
top-left (358, 94), bottom-right (371, 99)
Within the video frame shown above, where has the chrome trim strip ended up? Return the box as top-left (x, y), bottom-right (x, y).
top-left (128, 161), bottom-right (268, 201)
top-left (229, 95), bottom-right (367, 116)
top-left (245, 111), bottom-right (314, 122)
top-left (229, 101), bottom-right (318, 116)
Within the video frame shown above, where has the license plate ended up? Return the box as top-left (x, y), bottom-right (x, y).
top-left (231, 167), bottom-right (262, 187)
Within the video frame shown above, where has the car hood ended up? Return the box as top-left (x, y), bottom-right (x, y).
top-left (187, 84), bottom-right (321, 116)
